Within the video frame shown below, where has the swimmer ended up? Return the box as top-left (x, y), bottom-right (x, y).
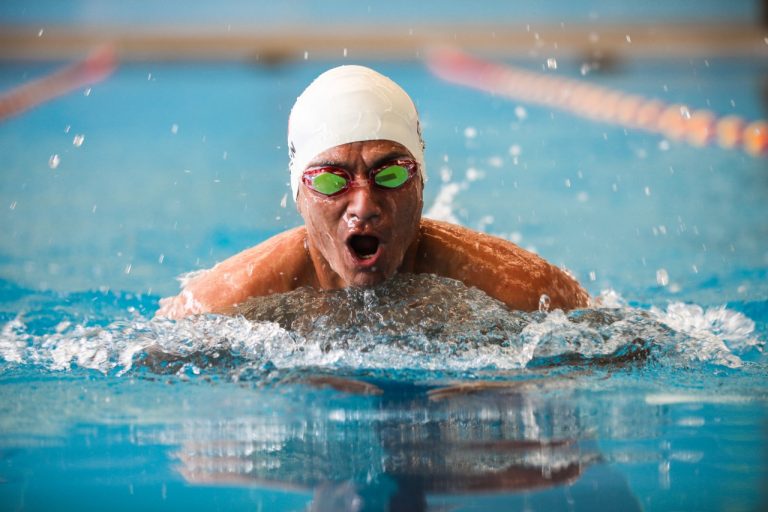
top-left (156, 65), bottom-right (589, 319)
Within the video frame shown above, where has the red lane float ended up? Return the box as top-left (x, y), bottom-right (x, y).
top-left (0, 45), bottom-right (117, 121)
top-left (426, 47), bottom-right (767, 158)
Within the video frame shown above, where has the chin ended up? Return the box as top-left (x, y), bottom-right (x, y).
top-left (347, 273), bottom-right (386, 288)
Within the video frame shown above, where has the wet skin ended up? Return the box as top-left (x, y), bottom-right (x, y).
top-left (297, 140), bottom-right (423, 288)
top-left (156, 140), bottom-right (589, 318)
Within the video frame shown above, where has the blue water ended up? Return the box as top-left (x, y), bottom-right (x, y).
top-left (1, 55), bottom-right (767, 510)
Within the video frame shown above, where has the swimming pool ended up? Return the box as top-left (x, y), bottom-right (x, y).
top-left (1, 55), bottom-right (767, 510)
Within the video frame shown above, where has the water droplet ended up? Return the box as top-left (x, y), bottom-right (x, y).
top-left (764, 37), bottom-right (768, 45)
top-left (514, 106), bottom-right (527, 120)
top-left (463, 126), bottom-right (477, 139)
top-left (589, 271), bottom-right (597, 281)
top-left (580, 63), bottom-right (591, 76)
top-left (171, 123), bottom-right (179, 134)
top-left (343, 48), bottom-right (348, 57)
top-left (304, 51), bottom-right (309, 60)
top-left (92, 204), bottom-right (97, 213)
top-left (656, 268), bottom-right (669, 287)
top-left (9, 201), bottom-right (17, 210)
top-left (72, 134), bottom-right (85, 147)
top-left (488, 156), bottom-right (503, 168)
top-left (48, 154), bottom-right (60, 169)
top-left (577, 192), bottom-right (589, 202)
top-left (679, 105), bottom-right (691, 119)
top-left (37, 28), bottom-right (44, 37)
top-left (222, 151), bottom-right (228, 160)
top-left (644, 186), bottom-right (651, 196)
top-left (465, 168), bottom-right (482, 181)
top-left (625, 34), bottom-right (632, 43)
top-left (658, 140), bottom-right (670, 151)
top-left (564, 179), bottom-right (571, 188)
top-left (280, 193), bottom-right (288, 208)
top-left (158, 254), bottom-right (165, 264)
top-left (508, 144), bottom-right (522, 157)
top-left (538, 294), bottom-right (551, 313)
top-left (730, 99), bottom-right (736, 107)
top-left (147, 72), bottom-right (152, 81)
top-left (124, 264), bottom-right (132, 275)
top-left (589, 32), bottom-right (599, 43)
top-left (83, 88), bottom-right (91, 96)
top-left (64, 125), bottom-right (71, 134)
top-left (546, 57), bottom-right (558, 70)
top-left (691, 264), bottom-right (699, 274)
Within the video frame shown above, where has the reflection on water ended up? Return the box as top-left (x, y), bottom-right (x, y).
top-left (165, 377), bottom-right (643, 511)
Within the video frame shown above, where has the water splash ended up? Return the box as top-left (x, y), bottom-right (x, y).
top-left (1, 276), bottom-right (762, 380)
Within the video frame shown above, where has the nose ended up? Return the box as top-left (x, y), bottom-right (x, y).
top-left (344, 181), bottom-right (381, 225)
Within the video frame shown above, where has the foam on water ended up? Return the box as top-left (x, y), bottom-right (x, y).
top-left (0, 274), bottom-right (763, 379)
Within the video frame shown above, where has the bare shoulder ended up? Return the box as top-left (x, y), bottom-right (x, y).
top-left (156, 226), bottom-right (312, 318)
top-left (415, 219), bottom-right (589, 311)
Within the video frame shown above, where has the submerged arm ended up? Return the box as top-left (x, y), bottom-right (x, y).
top-left (155, 227), bottom-right (312, 319)
top-left (415, 219), bottom-right (589, 311)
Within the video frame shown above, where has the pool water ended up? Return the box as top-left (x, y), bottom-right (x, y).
top-left (1, 57), bottom-right (767, 511)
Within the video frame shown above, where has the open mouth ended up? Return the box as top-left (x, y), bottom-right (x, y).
top-left (348, 235), bottom-right (380, 260)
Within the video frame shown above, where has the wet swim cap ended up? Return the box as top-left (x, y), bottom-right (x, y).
top-left (288, 65), bottom-right (425, 200)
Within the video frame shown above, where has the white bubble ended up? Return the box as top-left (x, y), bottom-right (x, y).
top-left (514, 106), bottom-right (527, 120)
top-left (465, 167), bottom-right (483, 181)
top-left (488, 156), bottom-right (503, 168)
top-left (656, 268), bottom-right (669, 287)
top-left (72, 134), bottom-right (85, 147)
top-left (48, 154), bottom-right (60, 169)
top-left (546, 58), bottom-right (558, 70)
top-left (538, 294), bottom-right (551, 313)
top-left (171, 124), bottom-right (179, 134)
top-left (463, 126), bottom-right (477, 139)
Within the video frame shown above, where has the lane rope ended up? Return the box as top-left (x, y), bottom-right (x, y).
top-left (0, 45), bottom-right (117, 121)
top-left (426, 47), bottom-right (767, 158)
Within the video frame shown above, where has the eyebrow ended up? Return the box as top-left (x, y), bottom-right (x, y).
top-left (307, 150), bottom-right (412, 171)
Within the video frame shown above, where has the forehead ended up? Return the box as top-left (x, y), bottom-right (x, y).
top-left (308, 140), bottom-right (413, 167)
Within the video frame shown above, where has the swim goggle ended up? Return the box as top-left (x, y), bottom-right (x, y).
top-left (301, 159), bottom-right (419, 197)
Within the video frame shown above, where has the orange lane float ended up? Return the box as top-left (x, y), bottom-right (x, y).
top-left (426, 47), bottom-right (767, 158)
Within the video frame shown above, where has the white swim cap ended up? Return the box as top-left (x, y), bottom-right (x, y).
top-left (288, 65), bottom-right (425, 200)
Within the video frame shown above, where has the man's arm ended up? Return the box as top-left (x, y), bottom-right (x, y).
top-left (415, 219), bottom-right (589, 311)
top-left (155, 227), bottom-right (312, 319)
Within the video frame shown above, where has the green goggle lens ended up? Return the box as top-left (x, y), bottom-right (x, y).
top-left (312, 172), bottom-right (348, 195)
top-left (373, 165), bottom-right (410, 189)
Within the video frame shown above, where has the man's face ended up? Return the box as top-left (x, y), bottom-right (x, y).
top-left (297, 140), bottom-right (423, 288)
